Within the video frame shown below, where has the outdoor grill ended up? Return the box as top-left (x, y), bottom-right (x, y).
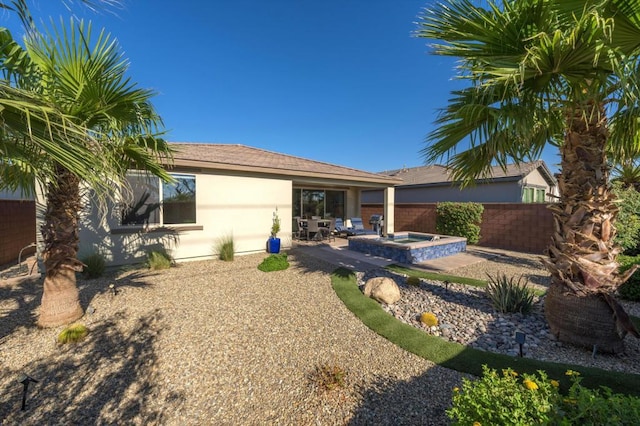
top-left (369, 214), bottom-right (384, 235)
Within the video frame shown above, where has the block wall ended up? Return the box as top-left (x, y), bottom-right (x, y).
top-left (362, 202), bottom-right (554, 254)
top-left (0, 200), bottom-right (36, 265)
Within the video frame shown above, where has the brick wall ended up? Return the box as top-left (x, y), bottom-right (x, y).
top-left (0, 200), bottom-right (36, 265)
top-left (362, 202), bottom-right (554, 254)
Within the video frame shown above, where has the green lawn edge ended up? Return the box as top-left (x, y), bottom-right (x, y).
top-left (331, 267), bottom-right (640, 396)
top-left (386, 264), bottom-right (547, 296)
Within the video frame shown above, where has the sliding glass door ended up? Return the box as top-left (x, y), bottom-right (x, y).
top-left (293, 189), bottom-right (345, 219)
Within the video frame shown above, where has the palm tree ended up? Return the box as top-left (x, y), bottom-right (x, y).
top-left (417, 0), bottom-right (640, 352)
top-left (612, 160), bottom-right (640, 191)
top-left (0, 1), bottom-right (123, 197)
top-left (1, 18), bottom-right (173, 326)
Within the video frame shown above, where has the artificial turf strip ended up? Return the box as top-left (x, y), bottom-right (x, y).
top-left (331, 267), bottom-right (640, 397)
top-left (386, 264), bottom-right (487, 288)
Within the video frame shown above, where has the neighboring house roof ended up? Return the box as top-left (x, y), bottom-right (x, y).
top-left (379, 160), bottom-right (556, 188)
top-left (168, 143), bottom-right (402, 186)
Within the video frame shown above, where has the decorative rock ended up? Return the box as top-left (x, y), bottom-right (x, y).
top-left (363, 277), bottom-right (401, 305)
top-left (357, 267), bottom-right (640, 376)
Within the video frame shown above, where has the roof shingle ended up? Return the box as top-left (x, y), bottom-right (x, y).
top-left (380, 160), bottom-right (555, 187)
top-left (168, 143), bottom-right (402, 185)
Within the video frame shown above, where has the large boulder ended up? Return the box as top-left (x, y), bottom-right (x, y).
top-left (364, 277), bottom-right (401, 305)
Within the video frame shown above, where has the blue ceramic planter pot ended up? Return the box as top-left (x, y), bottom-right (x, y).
top-left (268, 237), bottom-right (281, 254)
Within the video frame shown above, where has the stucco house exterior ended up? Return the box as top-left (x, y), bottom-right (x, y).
top-left (43, 143), bottom-right (401, 267)
top-left (362, 160), bottom-right (558, 204)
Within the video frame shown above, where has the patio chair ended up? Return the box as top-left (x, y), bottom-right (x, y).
top-left (334, 218), bottom-right (352, 237)
top-left (306, 219), bottom-right (322, 241)
top-left (319, 218), bottom-right (336, 242)
top-left (292, 217), bottom-right (302, 240)
top-left (349, 217), bottom-right (378, 236)
top-left (297, 218), bottom-right (309, 240)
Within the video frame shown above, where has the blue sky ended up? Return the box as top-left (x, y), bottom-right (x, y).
top-left (4, 0), bottom-right (561, 174)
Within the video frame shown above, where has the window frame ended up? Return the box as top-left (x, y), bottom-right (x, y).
top-left (114, 171), bottom-right (201, 233)
top-left (522, 186), bottom-right (547, 203)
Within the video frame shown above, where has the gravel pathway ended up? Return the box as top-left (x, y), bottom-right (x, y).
top-left (0, 251), bottom-right (464, 425)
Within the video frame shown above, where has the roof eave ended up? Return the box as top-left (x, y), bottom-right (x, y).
top-left (170, 158), bottom-right (402, 186)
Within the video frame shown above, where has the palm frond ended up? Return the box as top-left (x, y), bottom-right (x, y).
top-left (417, 0), bottom-right (640, 182)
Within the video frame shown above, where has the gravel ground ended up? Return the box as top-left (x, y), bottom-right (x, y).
top-left (447, 248), bottom-right (640, 317)
top-left (0, 251), bottom-right (464, 425)
top-left (1, 247), bottom-right (638, 425)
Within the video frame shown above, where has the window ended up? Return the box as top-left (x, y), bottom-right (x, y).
top-left (325, 190), bottom-right (345, 219)
top-left (121, 172), bottom-right (196, 226)
top-left (303, 190), bottom-right (325, 218)
top-left (522, 187), bottom-right (546, 203)
top-left (292, 188), bottom-right (345, 219)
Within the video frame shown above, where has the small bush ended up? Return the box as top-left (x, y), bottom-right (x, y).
top-left (486, 273), bottom-right (534, 314)
top-left (309, 363), bottom-right (347, 391)
top-left (57, 324), bottom-right (88, 344)
top-left (214, 235), bottom-right (235, 261)
top-left (448, 366), bottom-right (640, 425)
top-left (618, 255), bottom-right (640, 301)
top-left (147, 250), bottom-right (172, 270)
top-left (612, 182), bottom-right (640, 254)
top-left (436, 202), bottom-right (483, 244)
top-left (420, 312), bottom-right (438, 327)
top-left (81, 253), bottom-right (106, 279)
top-left (258, 253), bottom-right (289, 272)
top-left (407, 276), bottom-right (421, 286)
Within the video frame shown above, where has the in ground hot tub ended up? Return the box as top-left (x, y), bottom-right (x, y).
top-left (347, 232), bottom-right (466, 264)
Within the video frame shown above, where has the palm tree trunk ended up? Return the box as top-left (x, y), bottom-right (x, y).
top-left (544, 101), bottom-right (639, 352)
top-left (37, 164), bottom-right (84, 327)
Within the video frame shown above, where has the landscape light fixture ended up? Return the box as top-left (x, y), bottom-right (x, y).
top-left (444, 280), bottom-right (450, 290)
top-left (109, 283), bottom-right (117, 296)
top-left (18, 373), bottom-right (38, 411)
top-left (515, 331), bottom-right (526, 357)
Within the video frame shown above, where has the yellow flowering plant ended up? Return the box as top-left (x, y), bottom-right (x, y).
top-left (448, 365), bottom-right (640, 425)
top-left (447, 365), bottom-right (560, 425)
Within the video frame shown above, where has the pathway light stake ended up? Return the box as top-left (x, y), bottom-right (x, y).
top-left (109, 283), bottom-right (117, 296)
top-left (444, 280), bottom-right (450, 290)
top-left (515, 331), bottom-right (526, 357)
top-left (18, 373), bottom-right (38, 411)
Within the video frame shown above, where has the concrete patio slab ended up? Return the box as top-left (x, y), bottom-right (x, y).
top-left (292, 238), bottom-right (505, 273)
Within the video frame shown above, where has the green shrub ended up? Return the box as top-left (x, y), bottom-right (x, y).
top-left (257, 253), bottom-right (289, 272)
top-left (486, 273), bottom-right (534, 314)
top-left (448, 366), bottom-right (640, 425)
top-left (560, 370), bottom-right (640, 424)
top-left (407, 276), bottom-right (421, 286)
top-left (147, 250), bottom-right (173, 270)
top-left (309, 363), bottom-right (347, 391)
top-left (436, 202), bottom-right (483, 244)
top-left (214, 235), bottom-right (235, 261)
top-left (57, 324), bottom-right (89, 344)
top-left (81, 252), bottom-right (106, 279)
top-left (612, 182), bottom-right (640, 254)
top-left (618, 255), bottom-right (640, 301)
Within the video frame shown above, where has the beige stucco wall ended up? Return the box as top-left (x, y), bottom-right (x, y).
top-left (522, 168), bottom-right (550, 187)
top-left (75, 172), bottom-right (292, 267)
top-left (522, 168), bottom-right (559, 199)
